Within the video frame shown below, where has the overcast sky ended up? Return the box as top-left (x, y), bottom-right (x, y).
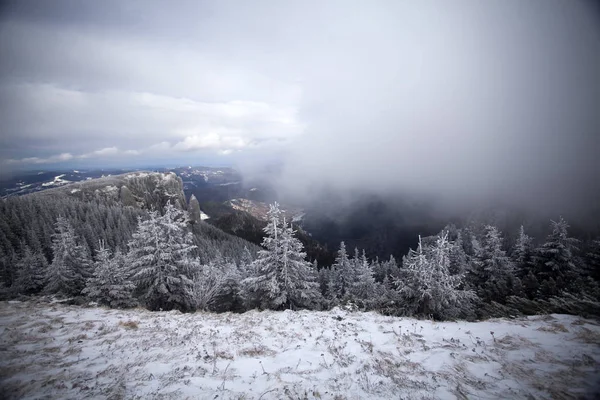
top-left (1, 0), bottom-right (598, 213)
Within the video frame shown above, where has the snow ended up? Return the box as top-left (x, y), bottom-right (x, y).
top-left (70, 189), bottom-right (81, 194)
top-left (41, 174), bottom-right (70, 187)
top-left (200, 211), bottom-right (210, 220)
top-left (1, 301), bottom-right (599, 400)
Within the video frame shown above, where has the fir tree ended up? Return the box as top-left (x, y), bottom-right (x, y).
top-left (46, 216), bottom-right (92, 296)
top-left (127, 203), bottom-right (198, 311)
top-left (241, 203), bottom-right (321, 310)
top-left (83, 242), bottom-right (136, 308)
top-left (396, 232), bottom-right (475, 320)
top-left (473, 225), bottom-right (516, 303)
top-left (13, 245), bottom-right (48, 295)
top-left (327, 241), bottom-right (353, 303)
top-left (350, 250), bottom-right (378, 309)
top-left (513, 225), bottom-right (534, 277)
top-left (535, 217), bottom-right (580, 294)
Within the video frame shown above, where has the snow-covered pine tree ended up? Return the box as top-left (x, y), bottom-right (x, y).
top-left (83, 242), bottom-right (136, 308)
top-left (127, 202), bottom-right (198, 311)
top-left (585, 239), bottom-right (600, 282)
top-left (326, 241), bottom-right (353, 303)
top-left (350, 250), bottom-right (379, 309)
top-left (241, 202), bottom-right (321, 310)
top-left (13, 245), bottom-right (48, 295)
top-left (396, 232), bottom-right (475, 320)
top-left (238, 246), bottom-right (254, 280)
top-left (535, 217), bottom-right (580, 295)
top-left (473, 225), bottom-right (516, 303)
top-left (448, 231), bottom-right (468, 275)
top-left (209, 251), bottom-right (244, 312)
top-left (513, 225), bottom-right (534, 276)
top-left (46, 216), bottom-right (92, 296)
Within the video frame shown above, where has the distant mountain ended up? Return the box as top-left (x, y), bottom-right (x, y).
top-left (0, 169), bottom-right (133, 198)
top-left (32, 171), bottom-right (188, 211)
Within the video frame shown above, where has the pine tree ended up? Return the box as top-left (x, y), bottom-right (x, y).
top-left (238, 246), bottom-right (254, 279)
top-left (535, 217), bottom-right (580, 294)
top-left (350, 250), bottom-right (378, 309)
top-left (209, 251), bottom-right (243, 312)
top-left (241, 203), bottom-right (321, 310)
top-left (46, 216), bottom-right (92, 296)
top-left (396, 233), bottom-right (475, 320)
top-left (327, 241), bottom-right (353, 303)
top-left (83, 242), bottom-right (136, 308)
top-left (448, 232), bottom-right (468, 275)
top-left (585, 239), bottom-right (600, 281)
top-left (513, 225), bottom-right (534, 277)
top-left (126, 202), bottom-right (198, 311)
top-left (473, 225), bottom-right (516, 303)
top-left (13, 245), bottom-right (48, 295)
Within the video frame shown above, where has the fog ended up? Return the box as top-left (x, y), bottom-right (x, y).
top-left (1, 0), bottom-right (598, 218)
top-left (242, 0), bottom-right (600, 219)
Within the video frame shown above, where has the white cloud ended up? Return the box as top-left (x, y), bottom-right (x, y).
top-left (173, 133), bottom-right (247, 152)
top-left (5, 152), bottom-right (74, 165)
top-left (93, 147), bottom-right (119, 156)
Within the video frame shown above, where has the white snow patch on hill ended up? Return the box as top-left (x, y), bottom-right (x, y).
top-left (41, 174), bottom-right (70, 187)
top-left (0, 301), bottom-right (599, 399)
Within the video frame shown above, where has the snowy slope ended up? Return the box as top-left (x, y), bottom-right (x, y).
top-left (1, 300), bottom-right (599, 399)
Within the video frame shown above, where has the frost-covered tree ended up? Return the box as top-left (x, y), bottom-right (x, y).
top-left (448, 232), bottom-right (468, 275)
top-left (192, 256), bottom-right (229, 311)
top-left (471, 225), bottom-right (516, 303)
top-left (327, 241), bottom-right (354, 302)
top-left (535, 217), bottom-right (580, 295)
top-left (585, 239), bottom-right (600, 281)
top-left (396, 232), bottom-right (475, 320)
top-left (46, 216), bottom-right (92, 296)
top-left (238, 246), bottom-right (254, 279)
top-left (83, 242), bottom-right (136, 308)
top-left (13, 245), bottom-right (48, 295)
top-left (512, 225), bottom-right (534, 276)
top-left (209, 252), bottom-right (243, 312)
top-left (241, 203), bottom-right (321, 310)
top-left (127, 203), bottom-right (198, 311)
top-left (350, 250), bottom-right (379, 308)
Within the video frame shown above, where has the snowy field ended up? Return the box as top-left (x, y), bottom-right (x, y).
top-left (1, 300), bottom-right (599, 399)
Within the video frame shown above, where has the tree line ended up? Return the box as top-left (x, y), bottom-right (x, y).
top-left (2, 196), bottom-right (599, 319)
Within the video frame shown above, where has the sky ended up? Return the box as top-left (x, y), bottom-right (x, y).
top-left (0, 0), bottom-right (599, 214)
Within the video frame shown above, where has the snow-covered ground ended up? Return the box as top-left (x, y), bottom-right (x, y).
top-left (1, 301), bottom-right (599, 400)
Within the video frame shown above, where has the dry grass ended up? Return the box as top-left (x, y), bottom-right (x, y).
top-left (118, 320), bottom-right (138, 329)
top-left (574, 327), bottom-right (600, 345)
top-left (67, 333), bottom-right (88, 344)
top-left (238, 345), bottom-right (276, 357)
top-left (536, 322), bottom-right (569, 333)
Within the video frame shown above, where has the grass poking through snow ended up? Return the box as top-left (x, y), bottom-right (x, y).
top-left (0, 300), bottom-right (599, 399)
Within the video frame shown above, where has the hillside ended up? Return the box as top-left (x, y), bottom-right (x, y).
top-left (1, 299), bottom-right (599, 399)
top-left (0, 171), bottom-right (260, 289)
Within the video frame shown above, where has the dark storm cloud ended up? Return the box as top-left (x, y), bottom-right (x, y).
top-left (0, 0), bottom-right (598, 216)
